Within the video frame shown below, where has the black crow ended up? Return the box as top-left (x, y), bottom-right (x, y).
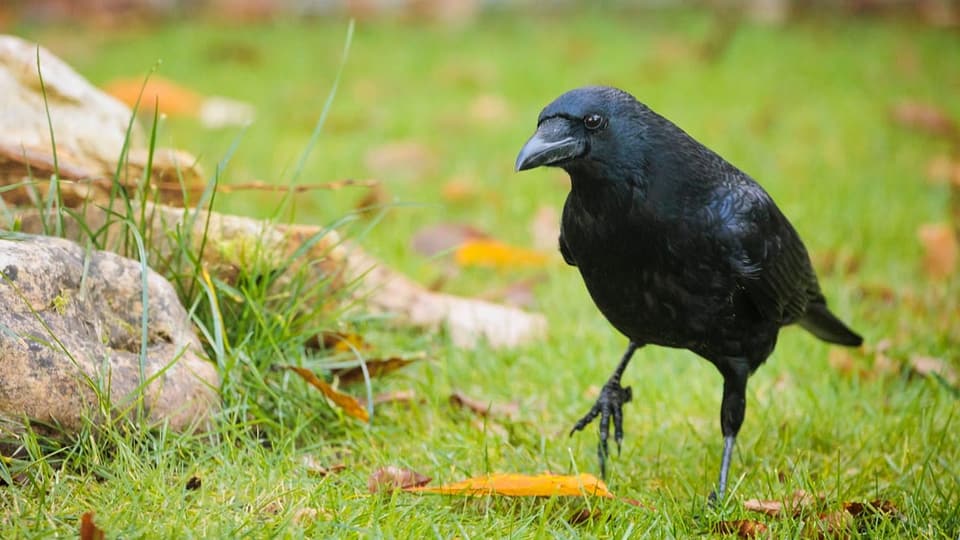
top-left (515, 86), bottom-right (862, 501)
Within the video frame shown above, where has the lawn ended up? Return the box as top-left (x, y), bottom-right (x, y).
top-left (4, 6), bottom-right (960, 538)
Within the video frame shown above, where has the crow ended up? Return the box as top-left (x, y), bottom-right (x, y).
top-left (515, 86), bottom-right (862, 501)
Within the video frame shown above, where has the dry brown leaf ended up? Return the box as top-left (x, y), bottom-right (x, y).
top-left (806, 510), bottom-right (855, 538)
top-left (79, 512), bottom-right (105, 540)
top-left (411, 223), bottom-right (489, 257)
top-left (568, 508), bottom-right (601, 525)
top-left (712, 519), bottom-right (768, 538)
top-left (406, 472), bottom-right (613, 498)
top-left (455, 239), bottom-right (549, 269)
top-left (103, 76), bottom-right (203, 117)
top-left (353, 182), bottom-right (389, 217)
top-left (373, 389), bottom-right (420, 406)
top-left (282, 366), bottom-right (369, 423)
top-left (300, 455), bottom-right (346, 477)
top-left (368, 466), bottom-right (431, 494)
top-left (909, 355), bottom-right (958, 386)
top-left (843, 499), bottom-right (902, 519)
top-left (744, 490), bottom-right (815, 517)
top-left (307, 331), bottom-right (372, 354)
top-left (364, 141), bottom-right (437, 180)
top-left (185, 475), bottom-right (202, 491)
top-left (530, 206), bottom-right (560, 252)
top-left (331, 353), bottom-right (424, 386)
top-left (450, 390), bottom-right (519, 420)
top-left (890, 100), bottom-right (958, 138)
top-left (468, 94), bottom-right (511, 125)
top-left (917, 223), bottom-right (958, 279)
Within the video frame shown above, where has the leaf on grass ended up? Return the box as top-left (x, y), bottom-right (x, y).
top-left (807, 510), bottom-right (855, 537)
top-left (282, 366), bottom-right (369, 423)
top-left (917, 223), bottom-right (958, 279)
top-left (843, 499), bottom-right (904, 520)
top-left (331, 353), bottom-right (425, 386)
top-left (411, 223), bottom-right (489, 257)
top-left (373, 389), bottom-right (420, 406)
top-left (406, 472), bottom-right (614, 498)
top-left (530, 206), bottom-right (560, 252)
top-left (744, 490), bottom-right (815, 517)
top-left (450, 390), bottom-right (519, 420)
top-left (307, 331), bottom-right (372, 354)
top-left (890, 100), bottom-right (958, 138)
top-left (353, 182), bottom-right (390, 218)
top-left (909, 355), bottom-right (958, 386)
top-left (79, 512), bottom-right (105, 540)
top-left (712, 519), bottom-right (768, 538)
top-left (368, 466), bottom-right (431, 494)
top-left (300, 455), bottom-right (346, 477)
top-left (103, 76), bottom-right (203, 116)
top-left (185, 475), bottom-right (202, 491)
top-left (455, 239), bottom-right (549, 269)
top-left (568, 508), bottom-right (601, 525)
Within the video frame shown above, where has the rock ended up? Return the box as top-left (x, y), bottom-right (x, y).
top-left (0, 234), bottom-right (218, 438)
top-left (0, 34), bottom-right (204, 206)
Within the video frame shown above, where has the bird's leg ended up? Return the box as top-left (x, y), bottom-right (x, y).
top-left (570, 341), bottom-right (640, 479)
top-left (709, 363), bottom-right (748, 505)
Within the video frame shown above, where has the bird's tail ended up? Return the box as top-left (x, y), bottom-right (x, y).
top-left (799, 302), bottom-right (863, 347)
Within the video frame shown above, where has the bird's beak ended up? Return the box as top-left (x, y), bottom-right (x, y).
top-left (515, 120), bottom-right (584, 172)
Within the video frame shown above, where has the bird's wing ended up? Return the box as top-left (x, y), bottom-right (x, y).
top-left (710, 179), bottom-right (818, 325)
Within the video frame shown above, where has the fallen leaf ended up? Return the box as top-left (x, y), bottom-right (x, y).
top-left (843, 499), bottom-right (903, 520)
top-left (909, 355), bottom-right (958, 386)
top-left (368, 466), bottom-right (431, 494)
top-left (455, 239), bottom-right (550, 269)
top-left (917, 223), bottom-right (958, 279)
top-left (411, 223), bottom-right (489, 257)
top-left (468, 94), bottom-right (511, 125)
top-left (185, 475), bottom-right (202, 491)
top-left (306, 331), bottom-right (372, 354)
top-left (300, 455), bottom-right (346, 477)
top-left (890, 100), bottom-right (958, 139)
top-left (364, 141), bottom-right (437, 181)
top-left (530, 206), bottom-right (560, 252)
top-left (331, 353), bottom-right (424, 386)
top-left (744, 490), bottom-right (815, 517)
top-left (450, 390), bottom-right (519, 420)
top-left (470, 417), bottom-right (509, 439)
top-left (712, 519), bottom-right (768, 538)
top-left (79, 512), bottom-right (105, 540)
top-left (282, 366), bottom-right (369, 423)
top-left (406, 472), bottom-right (613, 498)
top-left (373, 389), bottom-right (420, 406)
top-left (353, 183), bottom-right (390, 218)
top-left (441, 176), bottom-right (480, 203)
top-left (103, 76), bottom-right (203, 117)
top-left (568, 508), bottom-right (601, 525)
top-left (806, 510), bottom-right (855, 538)
top-left (477, 275), bottom-right (545, 309)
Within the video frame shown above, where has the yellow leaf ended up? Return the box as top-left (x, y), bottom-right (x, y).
top-left (455, 239), bottom-right (549, 269)
top-left (405, 472), bottom-right (613, 498)
top-left (282, 366), bottom-right (369, 423)
top-left (103, 76), bottom-right (203, 117)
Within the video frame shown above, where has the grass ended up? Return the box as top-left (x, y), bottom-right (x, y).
top-left (4, 7), bottom-right (960, 538)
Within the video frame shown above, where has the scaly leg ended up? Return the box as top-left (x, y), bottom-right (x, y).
top-left (710, 364), bottom-right (748, 504)
top-left (570, 341), bottom-right (640, 479)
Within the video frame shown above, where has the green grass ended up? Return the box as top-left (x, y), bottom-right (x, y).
top-left (4, 7), bottom-right (960, 538)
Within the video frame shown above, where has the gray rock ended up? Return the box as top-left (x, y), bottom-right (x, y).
top-left (0, 234), bottom-right (218, 438)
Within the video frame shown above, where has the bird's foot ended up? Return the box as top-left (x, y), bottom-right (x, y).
top-left (569, 378), bottom-right (632, 479)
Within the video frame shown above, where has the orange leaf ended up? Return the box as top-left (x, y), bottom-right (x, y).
top-left (282, 366), bottom-right (369, 423)
top-left (79, 512), bottom-right (105, 540)
top-left (103, 76), bottom-right (202, 117)
top-left (405, 472), bottom-right (613, 498)
top-left (455, 239), bottom-right (549, 269)
top-left (332, 353), bottom-right (424, 386)
top-left (917, 223), bottom-right (958, 279)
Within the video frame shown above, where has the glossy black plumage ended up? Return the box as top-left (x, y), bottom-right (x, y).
top-left (516, 86), bottom-right (862, 500)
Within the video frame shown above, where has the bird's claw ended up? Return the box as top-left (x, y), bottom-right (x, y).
top-left (569, 379), bottom-right (632, 479)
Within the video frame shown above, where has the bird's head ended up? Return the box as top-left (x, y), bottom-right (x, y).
top-left (515, 86), bottom-right (648, 176)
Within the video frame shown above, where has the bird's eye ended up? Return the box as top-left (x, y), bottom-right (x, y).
top-left (583, 113), bottom-right (605, 131)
